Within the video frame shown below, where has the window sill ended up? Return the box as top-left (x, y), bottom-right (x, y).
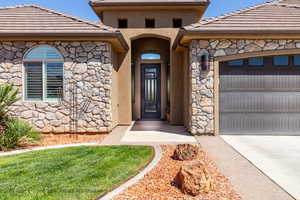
top-left (23, 99), bottom-right (61, 103)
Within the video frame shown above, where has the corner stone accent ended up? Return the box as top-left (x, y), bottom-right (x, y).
top-left (189, 39), bottom-right (300, 135)
top-left (0, 41), bottom-right (113, 133)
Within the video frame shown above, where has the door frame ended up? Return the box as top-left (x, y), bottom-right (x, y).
top-left (141, 63), bottom-right (161, 119)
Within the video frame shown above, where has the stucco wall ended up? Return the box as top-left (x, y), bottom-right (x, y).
top-left (103, 10), bottom-right (198, 28)
top-left (182, 48), bottom-right (190, 128)
top-left (111, 49), bottom-right (120, 129)
top-left (116, 28), bottom-right (185, 125)
top-left (0, 41), bottom-right (113, 133)
top-left (189, 39), bottom-right (300, 135)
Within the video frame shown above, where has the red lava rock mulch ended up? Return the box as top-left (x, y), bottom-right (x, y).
top-left (1, 133), bottom-right (108, 152)
top-left (113, 145), bottom-right (241, 200)
top-left (33, 133), bottom-right (107, 146)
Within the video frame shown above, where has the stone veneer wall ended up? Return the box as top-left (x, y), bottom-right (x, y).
top-left (0, 41), bottom-right (113, 133)
top-left (189, 39), bottom-right (300, 135)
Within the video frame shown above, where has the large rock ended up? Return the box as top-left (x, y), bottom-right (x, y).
top-left (177, 161), bottom-right (213, 196)
top-left (173, 144), bottom-right (199, 161)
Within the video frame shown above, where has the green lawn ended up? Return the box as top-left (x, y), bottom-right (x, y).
top-left (0, 146), bottom-right (153, 200)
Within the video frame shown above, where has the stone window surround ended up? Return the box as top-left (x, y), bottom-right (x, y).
top-left (0, 41), bottom-right (113, 133)
top-left (189, 39), bottom-right (300, 135)
top-left (22, 44), bottom-right (64, 103)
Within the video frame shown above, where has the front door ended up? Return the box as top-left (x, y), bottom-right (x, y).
top-left (141, 63), bottom-right (161, 119)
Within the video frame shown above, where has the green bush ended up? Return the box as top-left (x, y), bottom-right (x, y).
top-left (0, 118), bottom-right (40, 151)
top-left (0, 84), bottom-right (40, 150)
top-left (0, 84), bottom-right (20, 121)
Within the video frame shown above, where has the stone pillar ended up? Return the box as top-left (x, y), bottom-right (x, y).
top-left (189, 40), bottom-right (214, 135)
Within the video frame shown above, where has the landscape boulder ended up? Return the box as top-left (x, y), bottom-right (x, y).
top-left (177, 161), bottom-right (213, 196)
top-left (173, 144), bottom-right (199, 161)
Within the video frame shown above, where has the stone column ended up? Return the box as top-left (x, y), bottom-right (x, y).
top-left (189, 40), bottom-right (214, 135)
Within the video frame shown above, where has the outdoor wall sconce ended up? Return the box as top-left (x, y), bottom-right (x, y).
top-left (199, 49), bottom-right (210, 72)
top-left (201, 54), bottom-right (209, 71)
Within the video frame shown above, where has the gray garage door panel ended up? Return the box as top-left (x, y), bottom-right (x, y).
top-left (220, 62), bottom-right (300, 135)
top-left (221, 92), bottom-right (300, 113)
top-left (221, 113), bottom-right (300, 135)
top-left (220, 73), bottom-right (300, 91)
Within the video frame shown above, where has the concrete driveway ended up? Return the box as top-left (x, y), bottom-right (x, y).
top-left (222, 136), bottom-right (300, 200)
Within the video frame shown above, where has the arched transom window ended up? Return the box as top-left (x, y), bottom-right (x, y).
top-left (23, 45), bottom-right (63, 101)
top-left (141, 51), bottom-right (161, 60)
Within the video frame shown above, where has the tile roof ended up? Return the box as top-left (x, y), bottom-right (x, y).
top-left (0, 4), bottom-right (119, 37)
top-left (90, 0), bottom-right (210, 6)
top-left (184, 0), bottom-right (300, 34)
top-left (278, 0), bottom-right (300, 4)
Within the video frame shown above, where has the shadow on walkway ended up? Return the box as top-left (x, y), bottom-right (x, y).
top-left (101, 120), bottom-right (197, 145)
top-left (130, 120), bottom-right (190, 136)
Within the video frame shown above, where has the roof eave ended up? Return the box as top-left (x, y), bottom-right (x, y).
top-left (185, 29), bottom-right (300, 34)
top-left (115, 33), bottom-right (129, 51)
top-left (173, 29), bottom-right (300, 50)
top-left (89, 1), bottom-right (210, 7)
top-left (172, 28), bottom-right (186, 50)
top-left (0, 32), bottom-right (129, 52)
top-left (0, 32), bottom-right (115, 37)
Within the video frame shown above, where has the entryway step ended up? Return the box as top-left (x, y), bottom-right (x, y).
top-left (100, 126), bottom-right (130, 145)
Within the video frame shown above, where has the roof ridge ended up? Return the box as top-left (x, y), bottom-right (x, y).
top-left (0, 4), bottom-right (117, 32)
top-left (190, 1), bottom-right (273, 27)
top-left (29, 5), bottom-right (117, 32)
top-left (274, 2), bottom-right (300, 8)
top-left (0, 4), bottom-right (37, 10)
top-left (273, 0), bottom-right (286, 3)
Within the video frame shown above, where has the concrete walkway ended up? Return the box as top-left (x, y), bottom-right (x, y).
top-left (222, 136), bottom-right (300, 200)
top-left (101, 125), bottom-right (131, 145)
top-left (197, 136), bottom-right (295, 200)
top-left (101, 121), bottom-right (197, 145)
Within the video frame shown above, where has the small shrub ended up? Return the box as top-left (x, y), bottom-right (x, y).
top-left (0, 84), bottom-right (20, 121)
top-left (0, 84), bottom-right (39, 150)
top-left (0, 119), bottom-right (40, 150)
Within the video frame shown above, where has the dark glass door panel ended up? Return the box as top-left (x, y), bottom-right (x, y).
top-left (141, 64), bottom-right (161, 119)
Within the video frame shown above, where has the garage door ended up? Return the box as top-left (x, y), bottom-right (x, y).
top-left (220, 55), bottom-right (300, 135)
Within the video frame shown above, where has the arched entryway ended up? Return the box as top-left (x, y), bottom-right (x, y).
top-left (131, 37), bottom-right (170, 120)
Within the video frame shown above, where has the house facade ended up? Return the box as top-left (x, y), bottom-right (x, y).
top-left (2, 0), bottom-right (300, 135)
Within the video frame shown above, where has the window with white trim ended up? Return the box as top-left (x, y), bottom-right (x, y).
top-left (23, 45), bottom-right (63, 101)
